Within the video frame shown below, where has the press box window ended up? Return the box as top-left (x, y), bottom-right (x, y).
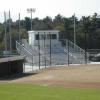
top-left (35, 34), bottom-right (39, 40)
top-left (52, 34), bottom-right (57, 39)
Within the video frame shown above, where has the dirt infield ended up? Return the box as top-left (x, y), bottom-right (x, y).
top-left (3, 64), bottom-right (100, 88)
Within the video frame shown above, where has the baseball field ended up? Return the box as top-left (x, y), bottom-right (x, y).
top-left (0, 64), bottom-right (100, 100)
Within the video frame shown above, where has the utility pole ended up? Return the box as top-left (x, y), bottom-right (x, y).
top-left (18, 13), bottom-right (21, 41)
top-left (9, 10), bottom-right (12, 54)
top-left (4, 11), bottom-right (7, 52)
top-left (85, 31), bottom-right (87, 64)
top-left (27, 8), bottom-right (36, 30)
top-left (67, 31), bottom-right (70, 66)
top-left (49, 32), bottom-right (51, 66)
top-left (74, 13), bottom-right (76, 49)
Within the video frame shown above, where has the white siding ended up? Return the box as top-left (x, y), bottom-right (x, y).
top-left (28, 30), bottom-right (59, 46)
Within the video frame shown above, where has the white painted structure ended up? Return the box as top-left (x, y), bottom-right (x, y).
top-left (28, 30), bottom-right (59, 47)
top-left (16, 30), bottom-right (88, 66)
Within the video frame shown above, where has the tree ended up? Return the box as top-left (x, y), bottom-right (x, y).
top-left (43, 16), bottom-right (53, 29)
top-left (53, 14), bottom-right (64, 25)
top-left (25, 17), bottom-right (31, 31)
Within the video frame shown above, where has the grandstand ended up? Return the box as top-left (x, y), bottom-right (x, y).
top-left (16, 30), bottom-right (89, 67)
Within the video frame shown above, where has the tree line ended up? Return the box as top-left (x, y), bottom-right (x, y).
top-left (0, 13), bottom-right (100, 50)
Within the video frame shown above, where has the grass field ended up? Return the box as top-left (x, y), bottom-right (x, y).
top-left (0, 83), bottom-right (100, 100)
top-left (0, 65), bottom-right (100, 100)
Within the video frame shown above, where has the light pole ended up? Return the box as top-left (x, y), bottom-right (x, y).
top-left (27, 8), bottom-right (36, 30)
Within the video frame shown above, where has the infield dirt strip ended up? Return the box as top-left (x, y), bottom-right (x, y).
top-left (11, 64), bottom-right (100, 88)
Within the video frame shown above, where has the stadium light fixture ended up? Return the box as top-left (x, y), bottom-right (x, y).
top-left (27, 8), bottom-right (36, 30)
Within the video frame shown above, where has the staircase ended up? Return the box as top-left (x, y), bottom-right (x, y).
top-left (16, 39), bottom-right (89, 66)
top-left (61, 39), bottom-right (89, 64)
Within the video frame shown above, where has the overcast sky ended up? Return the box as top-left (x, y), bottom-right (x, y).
top-left (0, 0), bottom-right (100, 22)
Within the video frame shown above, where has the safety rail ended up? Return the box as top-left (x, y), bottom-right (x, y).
top-left (16, 38), bottom-right (89, 66)
top-left (60, 39), bottom-right (89, 63)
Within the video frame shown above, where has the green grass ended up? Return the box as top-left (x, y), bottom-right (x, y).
top-left (0, 83), bottom-right (100, 100)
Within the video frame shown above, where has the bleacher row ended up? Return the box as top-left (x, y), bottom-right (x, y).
top-left (16, 39), bottom-right (89, 66)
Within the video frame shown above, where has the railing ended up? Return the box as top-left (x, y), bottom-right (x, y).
top-left (0, 50), bottom-right (18, 58)
top-left (59, 39), bottom-right (89, 63)
top-left (16, 38), bottom-right (89, 66)
top-left (16, 40), bottom-right (50, 66)
top-left (16, 41), bottom-right (33, 64)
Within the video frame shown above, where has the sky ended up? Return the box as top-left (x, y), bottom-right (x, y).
top-left (0, 0), bottom-right (100, 22)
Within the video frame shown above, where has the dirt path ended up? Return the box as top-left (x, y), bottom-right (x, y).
top-left (2, 64), bottom-right (100, 88)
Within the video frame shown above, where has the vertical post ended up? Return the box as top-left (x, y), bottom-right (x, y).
top-left (67, 30), bottom-right (70, 66)
top-left (18, 13), bottom-right (21, 42)
top-left (67, 39), bottom-right (70, 66)
top-left (44, 32), bottom-right (46, 68)
top-left (27, 8), bottom-right (36, 31)
top-left (85, 31), bottom-right (87, 64)
top-left (8, 61), bottom-right (11, 75)
top-left (49, 32), bottom-right (51, 66)
top-left (38, 32), bottom-right (40, 69)
top-left (74, 13), bottom-right (76, 50)
top-left (32, 55), bottom-right (34, 71)
top-left (31, 12), bottom-right (32, 31)
top-left (23, 58), bottom-right (25, 73)
top-left (4, 11), bottom-right (7, 51)
top-left (9, 10), bottom-right (12, 55)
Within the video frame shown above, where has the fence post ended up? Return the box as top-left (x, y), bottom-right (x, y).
top-left (38, 32), bottom-right (40, 69)
top-left (32, 55), bottom-right (33, 71)
top-left (85, 31), bottom-right (87, 64)
top-left (23, 58), bottom-right (25, 73)
top-left (67, 39), bottom-right (70, 66)
top-left (44, 32), bottom-right (46, 68)
top-left (49, 32), bottom-right (51, 66)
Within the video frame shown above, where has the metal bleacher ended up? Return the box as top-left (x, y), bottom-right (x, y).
top-left (16, 39), bottom-right (89, 66)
